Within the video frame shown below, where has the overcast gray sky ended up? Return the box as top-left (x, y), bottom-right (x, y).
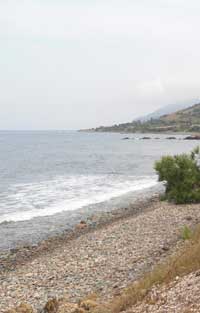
top-left (0, 0), bottom-right (200, 130)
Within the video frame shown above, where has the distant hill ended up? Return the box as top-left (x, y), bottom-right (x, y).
top-left (135, 101), bottom-right (198, 122)
top-left (86, 102), bottom-right (200, 133)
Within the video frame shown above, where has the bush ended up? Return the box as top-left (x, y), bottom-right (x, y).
top-left (154, 147), bottom-right (200, 204)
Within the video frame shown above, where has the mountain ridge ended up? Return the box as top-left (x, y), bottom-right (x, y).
top-left (85, 102), bottom-right (200, 133)
top-left (135, 100), bottom-right (198, 122)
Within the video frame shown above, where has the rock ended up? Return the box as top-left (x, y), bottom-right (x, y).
top-left (184, 135), bottom-right (200, 140)
top-left (80, 300), bottom-right (98, 311)
top-left (140, 137), bottom-right (151, 140)
top-left (76, 221), bottom-right (87, 231)
top-left (185, 216), bottom-right (193, 221)
top-left (5, 303), bottom-right (34, 313)
top-left (44, 298), bottom-right (79, 313)
top-left (166, 137), bottom-right (176, 140)
top-left (122, 137), bottom-right (130, 140)
top-left (162, 245), bottom-right (170, 252)
top-left (44, 299), bottom-right (59, 313)
top-left (80, 220), bottom-right (87, 225)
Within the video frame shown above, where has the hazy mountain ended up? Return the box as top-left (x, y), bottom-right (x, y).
top-left (87, 101), bottom-right (200, 133)
top-left (135, 100), bottom-right (198, 122)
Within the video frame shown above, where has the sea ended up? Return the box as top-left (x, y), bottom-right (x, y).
top-left (0, 131), bottom-right (198, 250)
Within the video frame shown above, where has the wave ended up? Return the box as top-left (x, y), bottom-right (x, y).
top-left (0, 175), bottom-right (158, 223)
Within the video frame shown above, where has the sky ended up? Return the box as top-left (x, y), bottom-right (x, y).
top-left (0, 0), bottom-right (200, 130)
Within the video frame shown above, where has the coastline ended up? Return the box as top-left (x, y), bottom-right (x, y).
top-left (0, 183), bottom-right (162, 253)
top-left (0, 188), bottom-right (161, 273)
top-left (2, 195), bottom-right (200, 312)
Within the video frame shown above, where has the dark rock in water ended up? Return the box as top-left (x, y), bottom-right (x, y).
top-left (184, 135), bottom-right (200, 140)
top-left (140, 137), bottom-right (151, 140)
top-left (166, 136), bottom-right (176, 140)
top-left (122, 137), bottom-right (130, 140)
top-left (155, 137), bottom-right (160, 140)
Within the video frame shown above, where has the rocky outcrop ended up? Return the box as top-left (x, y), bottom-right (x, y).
top-left (44, 299), bottom-right (79, 313)
top-left (122, 137), bottom-right (130, 140)
top-left (44, 299), bottom-right (59, 313)
top-left (140, 137), bottom-right (151, 140)
top-left (184, 135), bottom-right (200, 140)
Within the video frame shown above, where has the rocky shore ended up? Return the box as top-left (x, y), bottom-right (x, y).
top-left (0, 194), bottom-right (160, 273)
top-left (122, 135), bottom-right (200, 140)
top-left (2, 199), bottom-right (200, 312)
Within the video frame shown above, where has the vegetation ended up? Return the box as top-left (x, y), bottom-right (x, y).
top-left (154, 147), bottom-right (200, 204)
top-left (86, 102), bottom-right (200, 133)
top-left (182, 225), bottom-right (192, 240)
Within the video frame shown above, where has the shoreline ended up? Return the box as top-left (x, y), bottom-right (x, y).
top-left (0, 191), bottom-right (161, 274)
top-left (0, 182), bottom-right (161, 252)
top-left (79, 130), bottom-right (196, 135)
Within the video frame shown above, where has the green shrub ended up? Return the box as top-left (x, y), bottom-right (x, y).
top-left (154, 147), bottom-right (200, 204)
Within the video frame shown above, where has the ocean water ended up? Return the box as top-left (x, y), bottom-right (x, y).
top-left (0, 131), bottom-right (199, 250)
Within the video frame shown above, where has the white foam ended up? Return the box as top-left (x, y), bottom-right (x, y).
top-left (0, 175), bottom-right (158, 223)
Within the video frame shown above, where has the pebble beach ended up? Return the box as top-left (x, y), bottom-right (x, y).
top-left (1, 198), bottom-right (200, 312)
